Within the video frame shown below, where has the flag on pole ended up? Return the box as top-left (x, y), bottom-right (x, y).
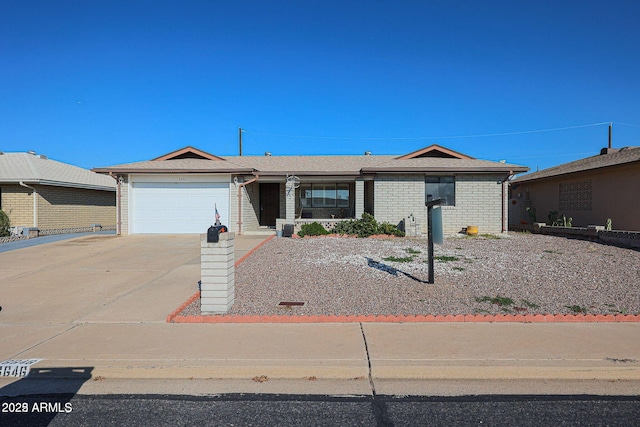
top-left (214, 204), bottom-right (221, 226)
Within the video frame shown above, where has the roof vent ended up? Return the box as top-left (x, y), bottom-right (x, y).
top-left (37, 154), bottom-right (47, 159)
top-left (264, 152), bottom-right (272, 156)
top-left (364, 151), bottom-right (372, 156)
top-left (28, 150), bottom-right (36, 155)
top-left (600, 147), bottom-right (619, 155)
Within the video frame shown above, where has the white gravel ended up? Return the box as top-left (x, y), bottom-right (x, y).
top-left (181, 233), bottom-right (640, 316)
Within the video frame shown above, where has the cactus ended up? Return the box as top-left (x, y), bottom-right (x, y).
top-left (567, 217), bottom-right (572, 227)
top-left (526, 207), bottom-right (537, 223)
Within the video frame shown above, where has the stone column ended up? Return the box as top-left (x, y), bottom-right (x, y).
top-left (200, 232), bottom-right (235, 313)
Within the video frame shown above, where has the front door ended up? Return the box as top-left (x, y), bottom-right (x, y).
top-left (259, 183), bottom-right (280, 227)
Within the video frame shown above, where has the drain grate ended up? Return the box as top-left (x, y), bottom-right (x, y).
top-left (278, 301), bottom-right (305, 307)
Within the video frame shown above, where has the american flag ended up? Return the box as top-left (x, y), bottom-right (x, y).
top-left (214, 204), bottom-right (221, 226)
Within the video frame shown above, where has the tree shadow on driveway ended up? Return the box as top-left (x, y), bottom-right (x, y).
top-left (365, 257), bottom-right (429, 284)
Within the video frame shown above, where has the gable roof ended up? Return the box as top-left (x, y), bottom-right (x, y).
top-left (395, 144), bottom-right (474, 160)
top-left (0, 152), bottom-right (116, 191)
top-left (152, 146), bottom-right (225, 161)
top-left (513, 146), bottom-right (640, 183)
top-left (94, 145), bottom-right (528, 176)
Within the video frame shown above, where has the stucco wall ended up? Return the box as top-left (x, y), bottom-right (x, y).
top-left (374, 174), bottom-right (507, 234)
top-left (511, 162), bottom-right (640, 231)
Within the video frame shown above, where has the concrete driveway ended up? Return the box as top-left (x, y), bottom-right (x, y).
top-left (0, 233), bottom-right (269, 325)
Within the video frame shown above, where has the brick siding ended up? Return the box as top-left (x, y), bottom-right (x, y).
top-left (1, 185), bottom-right (33, 227)
top-left (373, 174), bottom-right (507, 235)
top-left (0, 184), bottom-right (115, 230)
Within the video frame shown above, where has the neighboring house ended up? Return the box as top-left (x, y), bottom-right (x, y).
top-left (510, 146), bottom-right (640, 231)
top-left (0, 151), bottom-right (116, 234)
top-left (94, 145), bottom-right (527, 236)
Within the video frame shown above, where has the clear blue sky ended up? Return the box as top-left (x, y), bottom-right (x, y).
top-left (2, 1), bottom-right (639, 173)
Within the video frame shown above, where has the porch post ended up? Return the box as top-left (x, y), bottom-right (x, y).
top-left (355, 178), bottom-right (364, 218)
top-left (285, 183), bottom-right (296, 222)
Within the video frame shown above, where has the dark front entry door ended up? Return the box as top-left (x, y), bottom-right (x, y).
top-left (259, 183), bottom-right (280, 227)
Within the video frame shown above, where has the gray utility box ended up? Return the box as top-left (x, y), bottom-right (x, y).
top-left (282, 224), bottom-right (294, 237)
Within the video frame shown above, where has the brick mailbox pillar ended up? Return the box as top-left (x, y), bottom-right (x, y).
top-left (200, 232), bottom-right (235, 314)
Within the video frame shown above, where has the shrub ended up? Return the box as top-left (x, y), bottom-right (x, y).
top-left (297, 222), bottom-right (329, 237)
top-left (332, 213), bottom-right (405, 238)
top-left (0, 210), bottom-right (10, 237)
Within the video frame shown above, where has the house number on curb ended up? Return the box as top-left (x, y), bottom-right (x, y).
top-left (0, 359), bottom-right (42, 377)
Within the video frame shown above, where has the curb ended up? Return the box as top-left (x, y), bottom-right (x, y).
top-left (170, 311), bottom-right (640, 324)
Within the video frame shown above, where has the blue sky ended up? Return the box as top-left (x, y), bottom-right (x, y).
top-left (2, 1), bottom-right (639, 173)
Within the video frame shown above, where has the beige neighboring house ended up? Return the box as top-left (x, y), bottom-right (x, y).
top-left (94, 145), bottom-right (528, 236)
top-left (0, 151), bottom-right (116, 234)
top-left (510, 146), bottom-right (640, 231)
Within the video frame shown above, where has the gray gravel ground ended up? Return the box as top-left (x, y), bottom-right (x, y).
top-left (181, 233), bottom-right (640, 317)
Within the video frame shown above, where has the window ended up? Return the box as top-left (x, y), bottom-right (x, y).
top-left (425, 176), bottom-right (455, 206)
top-left (337, 184), bottom-right (349, 207)
top-left (300, 183), bottom-right (350, 207)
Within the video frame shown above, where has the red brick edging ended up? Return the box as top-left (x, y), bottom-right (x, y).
top-left (168, 295), bottom-right (640, 323)
top-left (167, 234), bottom-right (640, 324)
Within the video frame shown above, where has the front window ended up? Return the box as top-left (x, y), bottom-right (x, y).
top-left (301, 183), bottom-right (350, 207)
top-left (425, 176), bottom-right (455, 206)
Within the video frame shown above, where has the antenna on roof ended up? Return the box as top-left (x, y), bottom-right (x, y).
top-left (608, 122), bottom-right (612, 149)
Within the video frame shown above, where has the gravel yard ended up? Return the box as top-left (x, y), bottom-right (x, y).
top-left (181, 233), bottom-right (640, 317)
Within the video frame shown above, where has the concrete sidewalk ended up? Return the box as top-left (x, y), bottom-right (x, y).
top-left (1, 233), bottom-right (639, 396)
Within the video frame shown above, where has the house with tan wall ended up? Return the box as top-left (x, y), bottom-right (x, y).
top-left (0, 151), bottom-right (116, 234)
top-left (94, 145), bottom-right (528, 236)
top-left (510, 146), bottom-right (640, 231)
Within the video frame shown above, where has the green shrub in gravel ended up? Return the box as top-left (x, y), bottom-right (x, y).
top-left (297, 222), bottom-right (329, 237)
top-left (0, 210), bottom-right (10, 237)
top-left (382, 255), bottom-right (414, 263)
top-left (332, 213), bottom-right (405, 238)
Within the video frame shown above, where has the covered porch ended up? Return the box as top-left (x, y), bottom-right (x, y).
top-left (238, 176), bottom-right (374, 234)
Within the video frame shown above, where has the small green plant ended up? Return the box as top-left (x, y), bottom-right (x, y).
top-left (565, 305), bottom-right (587, 314)
top-left (605, 304), bottom-right (627, 314)
top-left (382, 255), bottom-right (413, 263)
top-left (433, 255), bottom-right (460, 262)
top-left (332, 213), bottom-right (404, 238)
top-left (521, 299), bottom-right (540, 309)
top-left (405, 248), bottom-right (421, 254)
top-left (453, 266), bottom-right (465, 271)
top-left (526, 206), bottom-right (537, 223)
top-left (297, 222), bottom-right (329, 237)
top-left (475, 295), bottom-right (515, 307)
top-left (606, 218), bottom-right (612, 231)
top-left (0, 210), bottom-right (10, 237)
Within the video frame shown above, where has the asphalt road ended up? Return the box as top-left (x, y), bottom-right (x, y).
top-left (2, 394), bottom-right (639, 427)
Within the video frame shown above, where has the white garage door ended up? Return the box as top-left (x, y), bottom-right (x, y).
top-left (131, 181), bottom-right (229, 234)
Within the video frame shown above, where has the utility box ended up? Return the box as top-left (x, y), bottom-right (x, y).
top-left (282, 224), bottom-right (294, 237)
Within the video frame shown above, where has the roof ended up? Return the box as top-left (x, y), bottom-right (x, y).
top-left (513, 146), bottom-right (640, 183)
top-left (0, 152), bottom-right (116, 191)
top-left (93, 145), bottom-right (528, 176)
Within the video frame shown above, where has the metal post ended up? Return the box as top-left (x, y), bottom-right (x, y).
top-left (425, 198), bottom-right (443, 284)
